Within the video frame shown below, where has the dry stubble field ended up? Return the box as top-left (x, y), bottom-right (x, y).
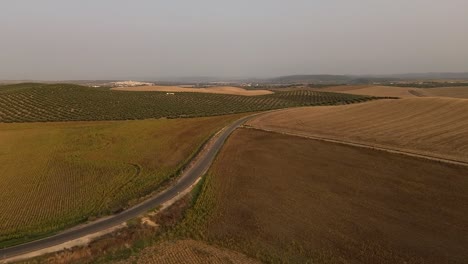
top-left (248, 97), bottom-right (468, 163)
top-left (179, 128), bottom-right (468, 263)
top-left (0, 113), bottom-right (246, 247)
top-left (421, 87), bottom-right (468, 98)
top-left (317, 85), bottom-right (468, 99)
top-left (317, 85), bottom-right (420, 98)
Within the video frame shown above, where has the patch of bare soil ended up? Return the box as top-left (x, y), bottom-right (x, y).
top-left (202, 128), bottom-right (468, 263)
top-left (111, 86), bottom-right (273, 96)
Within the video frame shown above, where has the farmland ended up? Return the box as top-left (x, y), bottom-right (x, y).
top-left (0, 83), bottom-right (382, 123)
top-left (0, 114), bottom-right (246, 247)
top-left (111, 85), bottom-right (273, 96)
top-left (421, 87), bottom-right (468, 98)
top-left (315, 84), bottom-right (468, 99)
top-left (315, 85), bottom-right (420, 98)
top-left (178, 128), bottom-right (468, 263)
top-left (115, 240), bottom-right (259, 264)
top-left (248, 97), bottom-right (468, 163)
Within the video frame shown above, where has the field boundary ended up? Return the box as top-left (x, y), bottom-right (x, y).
top-left (244, 126), bottom-right (468, 167)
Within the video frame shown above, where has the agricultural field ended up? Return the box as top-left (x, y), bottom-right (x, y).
top-left (421, 87), bottom-right (468, 98)
top-left (0, 83), bottom-right (382, 123)
top-left (248, 97), bottom-right (468, 163)
top-left (315, 85), bottom-right (421, 98)
top-left (0, 114), bottom-right (246, 247)
top-left (316, 84), bottom-right (468, 99)
top-left (178, 128), bottom-right (468, 263)
top-left (115, 240), bottom-right (260, 264)
top-left (112, 85), bottom-right (273, 96)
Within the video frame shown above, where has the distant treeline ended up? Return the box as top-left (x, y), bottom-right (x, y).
top-left (385, 82), bottom-right (468, 88)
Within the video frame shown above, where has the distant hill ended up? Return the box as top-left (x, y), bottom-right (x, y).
top-left (265, 72), bottom-right (468, 84)
top-left (265, 74), bottom-right (397, 84)
top-left (384, 72), bottom-right (468, 80)
top-left (269, 74), bottom-right (353, 84)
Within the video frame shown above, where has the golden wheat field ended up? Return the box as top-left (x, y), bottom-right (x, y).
top-left (247, 97), bottom-right (468, 163)
top-left (0, 114), bottom-right (246, 247)
top-left (111, 85), bottom-right (273, 96)
top-left (421, 87), bottom-right (468, 98)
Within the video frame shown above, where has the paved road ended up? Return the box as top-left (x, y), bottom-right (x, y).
top-left (0, 114), bottom-right (256, 261)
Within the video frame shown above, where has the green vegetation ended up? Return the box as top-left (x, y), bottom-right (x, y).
top-left (0, 83), bottom-right (382, 123)
top-left (0, 114), bottom-right (245, 247)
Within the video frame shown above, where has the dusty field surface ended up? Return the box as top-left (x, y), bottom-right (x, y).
top-left (0, 114), bottom-right (246, 247)
top-left (318, 85), bottom-right (419, 98)
top-left (184, 128), bottom-right (468, 263)
top-left (421, 87), bottom-right (468, 98)
top-left (248, 97), bottom-right (468, 163)
top-left (318, 85), bottom-right (468, 99)
top-left (115, 240), bottom-right (260, 264)
top-left (111, 85), bottom-right (273, 96)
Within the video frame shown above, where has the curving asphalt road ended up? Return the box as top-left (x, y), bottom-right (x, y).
top-left (0, 114), bottom-right (257, 261)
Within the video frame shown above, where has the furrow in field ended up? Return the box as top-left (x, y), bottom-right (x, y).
top-left (247, 97), bottom-right (468, 163)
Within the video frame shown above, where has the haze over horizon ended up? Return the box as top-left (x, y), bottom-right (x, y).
top-left (1, 0), bottom-right (468, 80)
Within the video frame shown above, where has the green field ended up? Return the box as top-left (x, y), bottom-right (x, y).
top-left (0, 114), bottom-right (246, 247)
top-left (0, 83), bottom-right (382, 123)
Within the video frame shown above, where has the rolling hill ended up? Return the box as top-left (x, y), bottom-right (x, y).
top-left (247, 97), bottom-right (468, 163)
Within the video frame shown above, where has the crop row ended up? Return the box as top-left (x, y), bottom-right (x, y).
top-left (0, 83), bottom-right (383, 123)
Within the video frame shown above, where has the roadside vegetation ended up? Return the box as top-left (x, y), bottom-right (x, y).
top-left (0, 114), bottom-right (246, 247)
top-left (0, 83), bottom-right (383, 123)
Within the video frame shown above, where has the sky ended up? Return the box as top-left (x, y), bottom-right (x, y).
top-left (1, 0), bottom-right (468, 80)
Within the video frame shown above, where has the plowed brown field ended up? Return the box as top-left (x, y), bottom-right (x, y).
top-left (247, 97), bottom-right (468, 163)
top-left (184, 128), bottom-right (468, 263)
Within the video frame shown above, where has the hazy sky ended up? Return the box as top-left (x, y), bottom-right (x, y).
top-left (1, 0), bottom-right (468, 80)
